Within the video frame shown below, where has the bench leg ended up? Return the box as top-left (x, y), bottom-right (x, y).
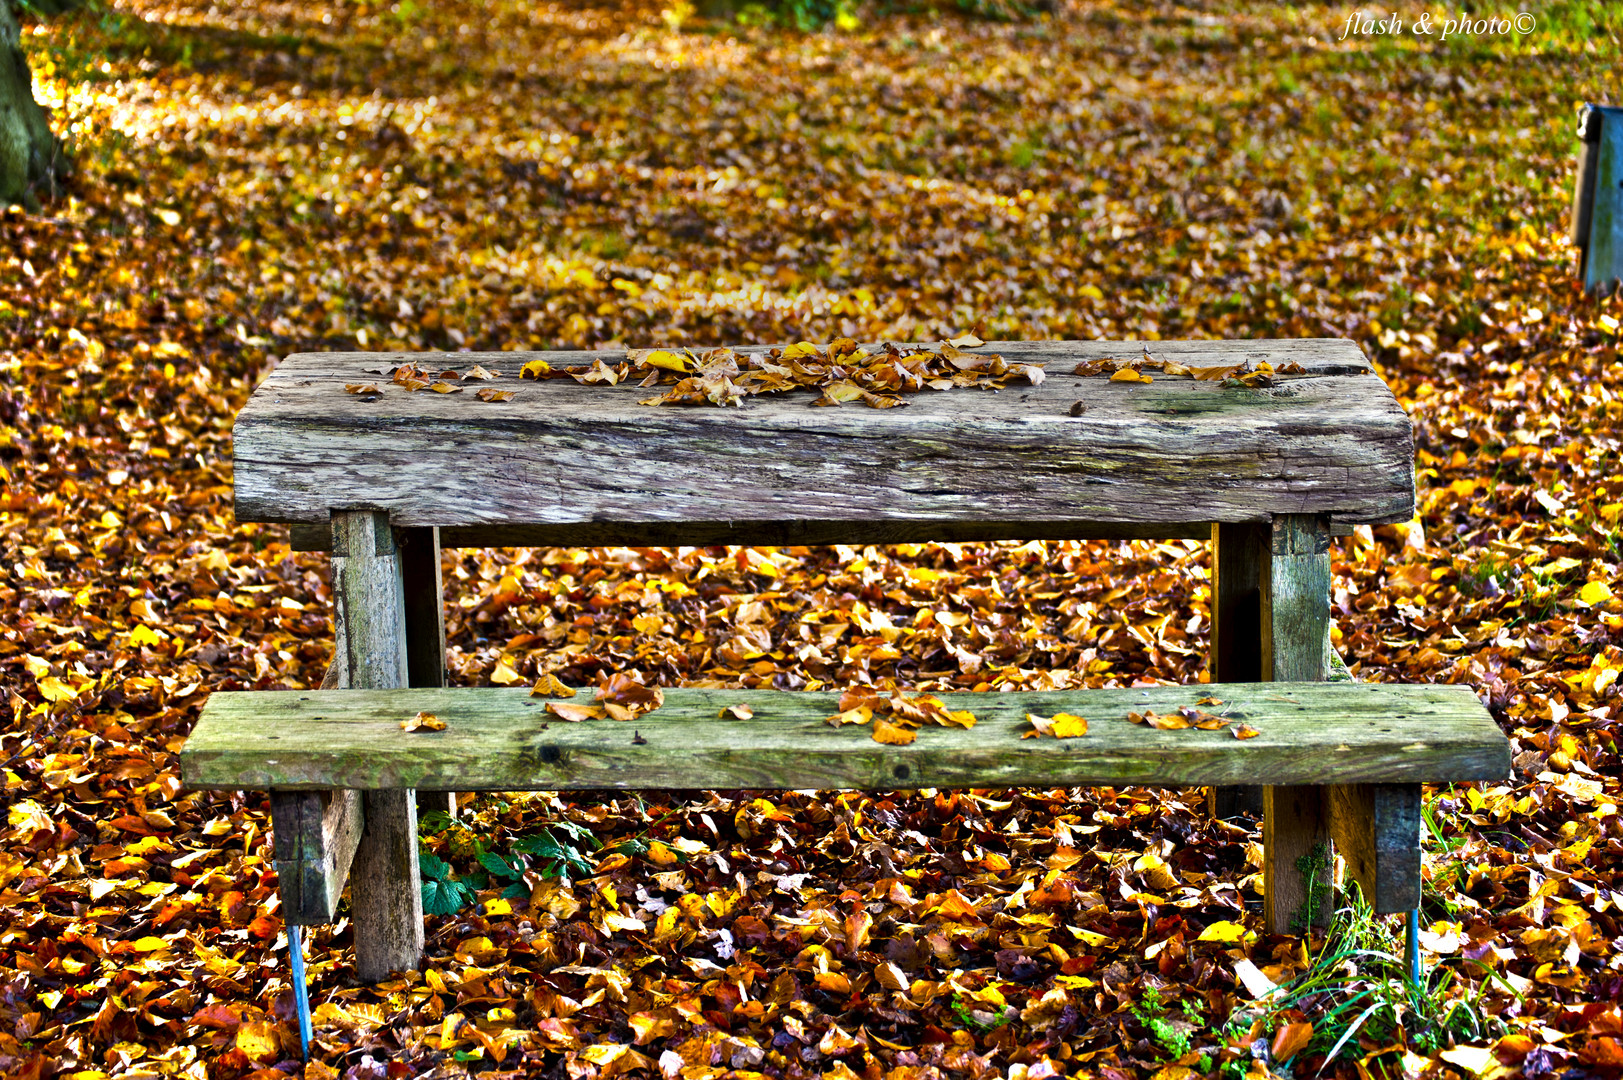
top-left (1261, 514), bottom-right (1333, 933)
top-left (270, 789), bottom-right (364, 924)
top-left (398, 525), bottom-right (457, 820)
top-left (1208, 522), bottom-right (1267, 819)
top-left (1328, 782), bottom-right (1422, 913)
top-left (354, 789), bottom-right (425, 980)
top-left (331, 511), bottom-right (424, 978)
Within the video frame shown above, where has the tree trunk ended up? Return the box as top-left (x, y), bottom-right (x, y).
top-left (0, 0), bottom-right (68, 211)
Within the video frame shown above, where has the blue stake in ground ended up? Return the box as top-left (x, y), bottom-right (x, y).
top-left (289, 924), bottom-right (312, 1060)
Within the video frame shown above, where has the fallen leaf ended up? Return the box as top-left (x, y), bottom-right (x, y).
top-left (871, 720), bottom-right (917, 745)
top-left (529, 674), bottom-right (577, 698)
top-left (400, 711), bottom-right (446, 732)
top-left (545, 702), bottom-right (605, 722)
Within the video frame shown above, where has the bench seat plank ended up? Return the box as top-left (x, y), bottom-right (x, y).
top-left (235, 340), bottom-right (1415, 535)
top-left (182, 683), bottom-right (1507, 793)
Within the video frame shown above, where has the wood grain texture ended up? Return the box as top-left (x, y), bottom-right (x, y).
top-left (354, 789), bottom-right (422, 980)
top-left (289, 519), bottom-right (1221, 552)
top-left (236, 340), bottom-right (1415, 533)
top-left (1261, 515), bottom-right (1332, 683)
top-left (1329, 783), bottom-right (1422, 913)
top-left (1264, 785), bottom-right (1330, 933)
top-left (328, 511), bottom-right (423, 979)
top-left (331, 512), bottom-right (410, 691)
top-left (182, 682), bottom-right (1509, 792)
top-left (268, 790), bottom-right (364, 925)
top-left (1261, 514), bottom-right (1333, 932)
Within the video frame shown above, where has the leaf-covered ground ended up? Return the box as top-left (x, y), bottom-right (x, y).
top-left (2, 2), bottom-right (1622, 1078)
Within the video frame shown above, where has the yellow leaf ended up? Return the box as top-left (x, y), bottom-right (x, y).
top-left (642, 349), bottom-right (691, 373)
top-left (1438, 1046), bottom-right (1501, 1078)
top-left (21, 655), bottom-right (50, 679)
top-left (128, 624), bottom-right (167, 647)
top-left (529, 674), bottom-right (577, 698)
top-left (825, 705), bottom-right (872, 726)
top-left (1580, 580), bottom-right (1613, 605)
top-left (719, 703), bottom-right (754, 720)
top-left (427, 380), bottom-right (463, 393)
top-left (871, 720), bottom-right (917, 745)
top-left (1196, 920), bottom-right (1249, 943)
top-left (1109, 367), bottom-right (1153, 383)
top-left (489, 660), bottom-right (523, 685)
top-left (484, 898), bottom-right (512, 916)
top-left (781, 341), bottom-right (821, 359)
top-left (1233, 723), bottom-right (1261, 739)
top-left (947, 332), bottom-right (984, 348)
top-left (1051, 713), bottom-right (1089, 738)
top-left (37, 676), bottom-right (79, 702)
top-left (235, 1020), bottom-right (281, 1062)
top-left (520, 359), bottom-right (552, 379)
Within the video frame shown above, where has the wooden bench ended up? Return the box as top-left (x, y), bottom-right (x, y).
top-left (180, 338), bottom-right (1511, 982)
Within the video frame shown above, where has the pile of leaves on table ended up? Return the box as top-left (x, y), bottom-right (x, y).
top-left (0, 1), bottom-right (1621, 1079)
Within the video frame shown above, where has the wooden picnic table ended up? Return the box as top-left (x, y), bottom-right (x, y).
top-left (184, 338), bottom-right (1497, 985)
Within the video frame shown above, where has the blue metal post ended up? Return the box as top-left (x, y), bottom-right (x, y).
top-left (1405, 908), bottom-right (1421, 989)
top-left (289, 923), bottom-right (312, 1060)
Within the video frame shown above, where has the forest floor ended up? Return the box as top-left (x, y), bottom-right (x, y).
top-left (2, 1), bottom-right (1622, 1078)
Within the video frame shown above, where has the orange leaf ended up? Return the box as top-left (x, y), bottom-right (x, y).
top-left (871, 720), bottom-right (916, 745)
top-left (545, 702), bottom-right (604, 722)
top-left (1271, 1021), bottom-right (1313, 1062)
top-left (1233, 723), bottom-right (1261, 739)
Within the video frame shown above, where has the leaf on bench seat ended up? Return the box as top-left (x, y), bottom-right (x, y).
top-left (545, 702), bottom-right (604, 723)
top-left (400, 711), bottom-right (445, 732)
top-left (529, 674), bottom-right (577, 699)
top-left (871, 720), bottom-right (916, 746)
top-left (1023, 712), bottom-right (1089, 739)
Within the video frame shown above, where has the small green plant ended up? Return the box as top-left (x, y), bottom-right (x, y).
top-left (1290, 841), bottom-right (1332, 933)
top-left (417, 817), bottom-right (598, 916)
top-left (1131, 987), bottom-right (1194, 1061)
top-left (420, 849), bottom-right (477, 915)
top-left (949, 993), bottom-right (1013, 1032)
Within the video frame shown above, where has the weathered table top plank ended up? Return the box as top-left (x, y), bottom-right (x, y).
top-left (182, 683), bottom-right (1507, 792)
top-left (235, 339), bottom-right (1415, 537)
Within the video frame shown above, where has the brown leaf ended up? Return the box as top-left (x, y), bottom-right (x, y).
top-left (400, 711), bottom-right (445, 732)
top-left (475, 387), bottom-right (516, 402)
top-left (427, 380), bottom-right (463, 393)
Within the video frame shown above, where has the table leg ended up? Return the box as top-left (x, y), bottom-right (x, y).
top-left (332, 510), bottom-right (424, 980)
top-left (1262, 513), bottom-right (1333, 934)
top-left (1208, 523), bottom-right (1267, 819)
top-left (399, 526), bottom-right (456, 820)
